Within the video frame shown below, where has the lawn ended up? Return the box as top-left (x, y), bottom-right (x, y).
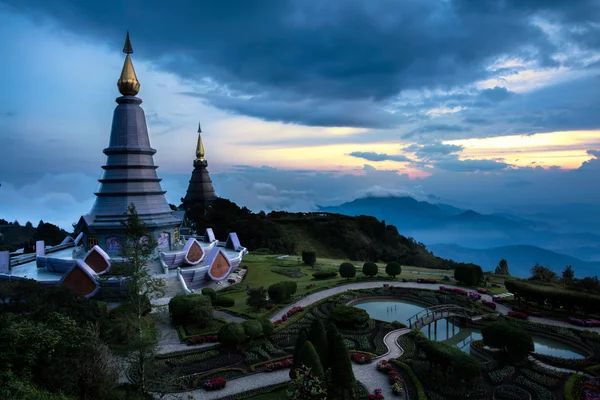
top-left (245, 389), bottom-right (287, 400)
top-left (217, 254), bottom-right (508, 316)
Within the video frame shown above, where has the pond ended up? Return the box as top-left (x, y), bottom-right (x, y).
top-left (353, 299), bottom-right (586, 359)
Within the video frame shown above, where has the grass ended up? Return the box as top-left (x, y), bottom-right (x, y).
top-left (245, 389), bottom-right (287, 400)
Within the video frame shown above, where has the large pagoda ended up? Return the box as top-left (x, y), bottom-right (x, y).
top-left (182, 123), bottom-right (217, 211)
top-left (75, 32), bottom-right (182, 255)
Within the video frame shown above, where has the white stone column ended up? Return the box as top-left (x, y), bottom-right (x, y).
top-left (0, 251), bottom-right (9, 273)
top-left (36, 241), bottom-right (45, 257)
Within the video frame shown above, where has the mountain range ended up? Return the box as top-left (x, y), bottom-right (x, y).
top-left (319, 196), bottom-right (600, 276)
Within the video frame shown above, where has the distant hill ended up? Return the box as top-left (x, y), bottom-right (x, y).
top-left (319, 196), bottom-right (600, 261)
top-left (428, 243), bottom-right (600, 278)
top-left (0, 219), bottom-right (69, 252)
top-left (185, 198), bottom-right (460, 269)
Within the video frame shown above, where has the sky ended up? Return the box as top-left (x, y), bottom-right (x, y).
top-left (1, 0), bottom-right (600, 231)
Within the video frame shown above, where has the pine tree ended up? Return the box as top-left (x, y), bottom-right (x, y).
top-left (297, 341), bottom-right (325, 381)
top-left (309, 318), bottom-right (329, 370)
top-left (290, 328), bottom-right (309, 379)
top-left (562, 265), bottom-right (575, 285)
top-left (494, 258), bottom-right (510, 276)
top-left (328, 323), bottom-right (356, 399)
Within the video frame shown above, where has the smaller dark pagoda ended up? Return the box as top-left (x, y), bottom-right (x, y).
top-left (182, 123), bottom-right (217, 211)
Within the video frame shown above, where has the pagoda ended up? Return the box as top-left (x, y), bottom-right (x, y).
top-left (181, 122), bottom-right (217, 211)
top-left (75, 32), bottom-right (182, 255)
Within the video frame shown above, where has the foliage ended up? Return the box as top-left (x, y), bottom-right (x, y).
top-left (385, 261), bottom-right (402, 278)
top-left (454, 263), bottom-right (483, 285)
top-left (563, 265), bottom-right (575, 285)
top-left (257, 318), bottom-right (274, 337)
top-left (302, 251), bottom-right (317, 267)
top-left (530, 264), bottom-right (557, 283)
top-left (308, 318), bottom-right (329, 370)
top-left (214, 296), bottom-right (235, 307)
top-left (290, 329), bottom-right (309, 379)
top-left (201, 287), bottom-right (217, 303)
top-left (390, 360), bottom-right (428, 400)
top-left (362, 261), bottom-right (379, 277)
top-left (328, 322), bottom-right (356, 399)
top-left (488, 366), bottom-right (516, 384)
top-left (505, 279), bottom-right (600, 313)
top-left (297, 341), bottom-right (325, 380)
top-left (168, 294), bottom-right (213, 326)
top-left (246, 286), bottom-right (268, 311)
top-left (339, 262), bottom-right (357, 280)
top-left (218, 323), bottom-right (246, 349)
top-left (286, 365), bottom-right (327, 400)
top-left (564, 374), bottom-right (586, 400)
top-left (312, 270), bottom-right (338, 279)
top-left (267, 281), bottom-right (297, 303)
top-left (495, 258), bottom-right (510, 276)
top-left (329, 304), bottom-right (370, 329)
top-left (271, 268), bottom-right (306, 278)
top-left (482, 320), bottom-right (534, 360)
top-left (515, 375), bottom-right (553, 400)
top-left (242, 320), bottom-right (263, 341)
top-left (413, 334), bottom-right (480, 381)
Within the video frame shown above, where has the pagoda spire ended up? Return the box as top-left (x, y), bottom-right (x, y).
top-left (195, 122), bottom-right (205, 162)
top-left (117, 31), bottom-right (140, 96)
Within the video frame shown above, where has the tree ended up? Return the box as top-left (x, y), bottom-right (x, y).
top-left (218, 322), bottom-right (246, 350)
top-left (246, 286), bottom-right (268, 311)
top-left (290, 328), bottom-right (309, 379)
top-left (201, 287), bottom-right (217, 304)
top-left (329, 304), bottom-right (369, 329)
top-left (268, 282), bottom-right (287, 303)
top-left (297, 341), bottom-right (325, 381)
top-left (110, 203), bottom-right (165, 394)
top-left (339, 262), bottom-right (356, 280)
top-left (385, 261), bottom-right (402, 278)
top-left (302, 250), bottom-right (317, 267)
top-left (530, 264), bottom-right (557, 283)
top-left (362, 262), bottom-right (378, 277)
top-left (241, 319), bottom-right (263, 341)
top-left (24, 221), bottom-right (33, 228)
top-left (495, 258), bottom-right (510, 276)
top-left (257, 318), bottom-right (274, 337)
top-left (309, 318), bottom-right (329, 370)
top-left (562, 265), bottom-right (575, 285)
top-left (168, 294), bottom-right (213, 326)
top-left (328, 322), bottom-right (355, 399)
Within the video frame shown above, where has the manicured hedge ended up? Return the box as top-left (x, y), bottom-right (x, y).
top-left (329, 304), bottom-right (370, 329)
top-left (564, 374), bottom-right (586, 400)
top-left (169, 294), bottom-right (213, 326)
top-left (312, 271), bottom-right (338, 279)
top-left (390, 360), bottom-right (427, 400)
top-left (505, 279), bottom-right (600, 313)
top-left (214, 296), bottom-right (235, 307)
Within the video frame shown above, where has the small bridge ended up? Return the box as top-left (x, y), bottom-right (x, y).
top-left (407, 304), bottom-right (495, 330)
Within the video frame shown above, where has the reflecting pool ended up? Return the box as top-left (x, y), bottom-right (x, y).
top-left (354, 299), bottom-right (586, 358)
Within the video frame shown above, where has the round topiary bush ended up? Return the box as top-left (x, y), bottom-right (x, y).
top-left (169, 294), bottom-right (213, 326)
top-left (201, 288), bottom-right (217, 303)
top-left (339, 262), bottom-right (356, 280)
top-left (214, 296), bottom-right (235, 307)
top-left (218, 322), bottom-right (246, 348)
top-left (242, 319), bottom-right (263, 340)
top-left (385, 262), bottom-right (402, 278)
top-left (257, 318), bottom-right (274, 336)
top-left (313, 271), bottom-right (338, 280)
top-left (362, 262), bottom-right (378, 277)
top-left (329, 305), bottom-right (370, 329)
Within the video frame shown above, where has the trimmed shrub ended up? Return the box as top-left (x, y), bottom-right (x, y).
top-left (290, 329), bottom-right (309, 379)
top-left (298, 341), bottom-right (325, 380)
top-left (309, 318), bottom-right (329, 369)
top-left (302, 251), bottom-right (317, 266)
top-left (218, 322), bottom-right (246, 348)
top-left (241, 320), bottom-right (263, 340)
top-left (283, 281), bottom-right (297, 296)
top-left (201, 288), bottom-right (217, 303)
top-left (454, 264), bottom-right (483, 286)
top-left (339, 262), bottom-right (357, 280)
top-left (385, 262), bottom-right (402, 278)
top-left (214, 296), bottom-right (235, 307)
top-left (329, 304), bottom-right (370, 329)
top-left (482, 321), bottom-right (534, 360)
top-left (362, 262), bottom-right (379, 277)
top-left (257, 318), bottom-right (274, 337)
top-left (169, 294), bottom-right (213, 326)
top-left (313, 271), bottom-right (338, 279)
top-left (268, 283), bottom-right (287, 303)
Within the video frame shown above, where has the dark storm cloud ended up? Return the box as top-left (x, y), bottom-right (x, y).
top-left (348, 151), bottom-right (411, 163)
top-left (5, 0), bottom-right (600, 129)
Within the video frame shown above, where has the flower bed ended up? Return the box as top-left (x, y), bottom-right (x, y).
top-left (439, 286), bottom-right (467, 296)
top-left (515, 375), bottom-right (553, 400)
top-left (494, 385), bottom-right (531, 400)
top-left (272, 305), bottom-right (304, 326)
top-left (416, 278), bottom-right (437, 284)
top-left (584, 377), bottom-right (600, 400)
top-left (477, 287), bottom-right (489, 294)
top-left (520, 368), bottom-right (560, 389)
top-left (487, 365), bottom-right (515, 384)
top-left (368, 388), bottom-right (384, 399)
top-left (492, 296), bottom-right (504, 303)
top-left (512, 306), bottom-right (543, 317)
top-left (568, 317), bottom-right (600, 328)
top-left (350, 352), bottom-right (373, 364)
top-left (203, 377), bottom-right (226, 391)
top-left (482, 300), bottom-right (497, 309)
top-left (263, 358), bottom-right (292, 372)
top-left (377, 359), bottom-right (394, 372)
top-left (188, 335), bottom-right (218, 345)
top-left (508, 311), bottom-right (529, 320)
top-left (469, 292), bottom-right (482, 300)
top-left (531, 353), bottom-right (596, 371)
top-left (305, 283), bottom-right (315, 289)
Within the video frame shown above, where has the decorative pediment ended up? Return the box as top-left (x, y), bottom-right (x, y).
top-left (59, 260), bottom-right (100, 298)
top-left (83, 245), bottom-right (111, 275)
top-left (203, 228), bottom-right (216, 243)
top-left (225, 232), bottom-right (241, 250)
top-left (183, 238), bottom-right (205, 265)
top-left (206, 247), bottom-right (233, 281)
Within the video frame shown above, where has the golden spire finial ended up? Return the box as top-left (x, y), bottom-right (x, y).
top-left (117, 31), bottom-right (140, 96)
top-left (195, 122), bottom-right (205, 162)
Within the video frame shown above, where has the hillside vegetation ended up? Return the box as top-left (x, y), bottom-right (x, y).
top-left (0, 219), bottom-right (68, 252)
top-left (187, 198), bottom-right (459, 269)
